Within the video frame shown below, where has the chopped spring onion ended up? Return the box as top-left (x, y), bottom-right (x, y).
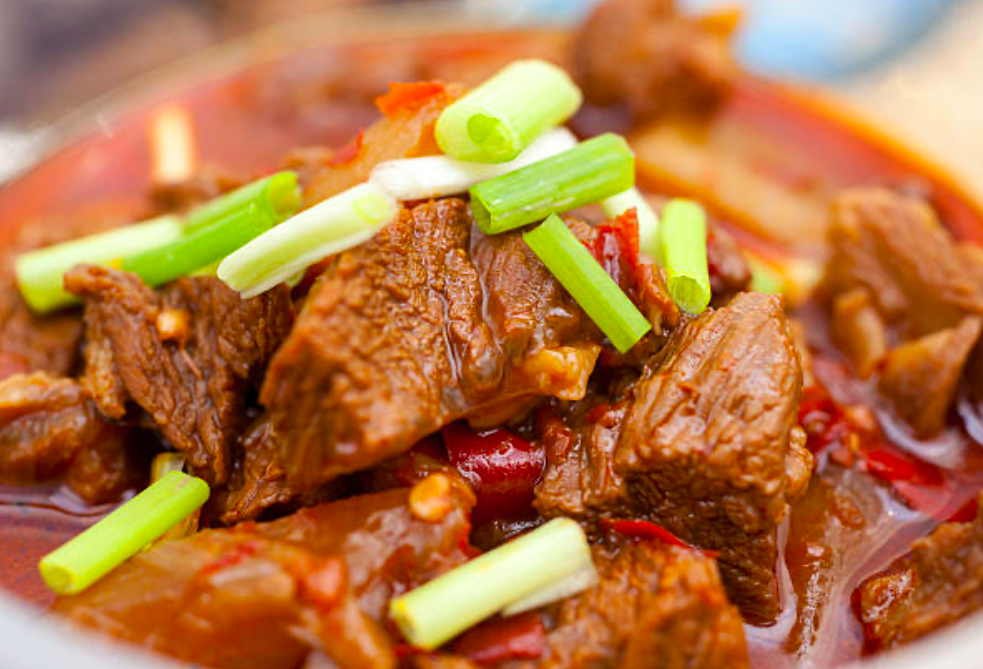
top-left (123, 204), bottom-right (273, 288)
top-left (659, 199), bottom-right (711, 315)
top-left (15, 216), bottom-right (184, 313)
top-left (218, 182), bottom-right (399, 299)
top-left (39, 471), bottom-right (209, 595)
top-left (502, 560), bottom-right (599, 616)
top-left (470, 133), bottom-right (634, 235)
top-left (390, 518), bottom-right (594, 650)
top-left (602, 186), bottom-right (661, 262)
top-left (184, 171), bottom-right (300, 235)
top-left (747, 255), bottom-right (784, 295)
top-left (370, 128), bottom-right (578, 201)
top-left (523, 214), bottom-right (651, 353)
top-left (436, 59), bottom-right (582, 163)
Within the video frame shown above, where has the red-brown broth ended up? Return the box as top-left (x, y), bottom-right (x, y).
top-left (1, 27), bottom-right (982, 668)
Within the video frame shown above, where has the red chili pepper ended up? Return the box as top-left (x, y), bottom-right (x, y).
top-left (861, 445), bottom-right (943, 486)
top-left (452, 612), bottom-right (546, 665)
top-left (602, 518), bottom-right (718, 557)
top-left (197, 540), bottom-right (260, 578)
top-left (590, 208), bottom-right (641, 293)
top-left (393, 644), bottom-right (426, 659)
top-left (798, 386), bottom-right (853, 455)
top-left (375, 81), bottom-right (449, 119)
top-left (441, 422), bottom-right (544, 525)
top-left (947, 497), bottom-right (979, 523)
top-left (327, 129), bottom-right (365, 167)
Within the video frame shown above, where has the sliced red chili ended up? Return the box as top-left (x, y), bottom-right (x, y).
top-left (589, 208), bottom-right (641, 294)
top-left (602, 518), bottom-right (718, 557)
top-left (441, 422), bottom-right (544, 525)
top-left (327, 129), bottom-right (365, 167)
top-left (375, 81), bottom-right (449, 118)
top-left (452, 612), bottom-right (546, 665)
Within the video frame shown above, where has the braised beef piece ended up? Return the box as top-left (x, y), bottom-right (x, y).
top-left (54, 480), bottom-right (476, 669)
top-left (827, 188), bottom-right (983, 338)
top-left (64, 266), bottom-right (294, 485)
top-left (878, 316), bottom-right (982, 437)
top-left (0, 203), bottom-right (140, 379)
top-left (536, 292), bottom-right (810, 623)
top-left (263, 198), bottom-right (669, 489)
top-left (825, 188), bottom-right (983, 437)
top-left (0, 372), bottom-right (140, 504)
top-left (537, 540), bottom-right (748, 669)
top-left (416, 539), bottom-right (748, 669)
top-left (575, 0), bottom-right (738, 121)
top-left (707, 224), bottom-right (752, 305)
top-left (855, 495), bottom-right (983, 651)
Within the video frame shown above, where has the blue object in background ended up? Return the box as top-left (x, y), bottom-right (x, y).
top-left (500, 0), bottom-right (965, 82)
top-left (685, 0), bottom-right (964, 81)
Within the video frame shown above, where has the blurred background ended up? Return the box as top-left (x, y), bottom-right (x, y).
top-left (0, 0), bottom-right (981, 187)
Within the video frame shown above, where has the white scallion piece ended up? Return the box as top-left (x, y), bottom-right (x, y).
top-left (218, 182), bottom-right (399, 298)
top-left (369, 127), bottom-right (578, 202)
top-left (602, 186), bottom-right (661, 262)
top-left (501, 559), bottom-right (599, 617)
top-left (389, 517), bottom-right (595, 650)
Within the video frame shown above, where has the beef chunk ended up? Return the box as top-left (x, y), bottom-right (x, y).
top-left (855, 496), bottom-right (983, 651)
top-left (211, 415), bottom-right (302, 524)
top-left (65, 266), bottom-right (294, 484)
top-left (827, 188), bottom-right (983, 339)
top-left (416, 540), bottom-right (748, 669)
top-left (262, 199), bottom-right (608, 488)
top-left (575, 0), bottom-right (737, 121)
top-left (829, 287), bottom-right (887, 379)
top-left (878, 316), bottom-right (982, 438)
top-left (618, 292), bottom-right (806, 623)
top-left (53, 481), bottom-right (476, 669)
top-left (211, 414), bottom-right (345, 525)
top-left (826, 188), bottom-right (983, 437)
top-left (537, 540), bottom-right (748, 669)
top-left (0, 372), bottom-right (138, 504)
top-left (536, 293), bottom-right (809, 623)
top-left (707, 224), bottom-right (751, 306)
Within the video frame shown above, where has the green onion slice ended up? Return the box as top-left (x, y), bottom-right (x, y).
top-left (602, 186), bottom-right (661, 263)
top-left (185, 171), bottom-right (300, 235)
top-left (747, 254), bottom-right (784, 295)
top-left (218, 182), bottom-right (399, 299)
top-left (122, 204), bottom-right (274, 288)
top-left (370, 128), bottom-right (578, 201)
top-left (15, 216), bottom-right (183, 313)
top-left (659, 199), bottom-right (712, 315)
top-left (502, 560), bottom-right (599, 616)
top-left (470, 133), bottom-right (634, 235)
top-left (390, 518), bottom-right (594, 650)
top-left (39, 471), bottom-right (209, 596)
top-left (523, 214), bottom-right (651, 353)
top-left (436, 59), bottom-right (582, 163)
